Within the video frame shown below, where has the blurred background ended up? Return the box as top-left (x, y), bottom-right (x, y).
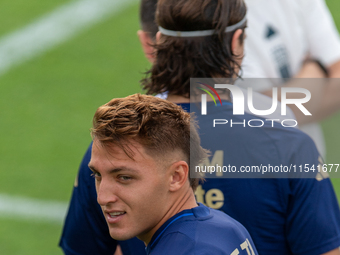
top-left (0, 0), bottom-right (339, 254)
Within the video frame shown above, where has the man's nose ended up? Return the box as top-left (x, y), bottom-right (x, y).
top-left (96, 178), bottom-right (119, 206)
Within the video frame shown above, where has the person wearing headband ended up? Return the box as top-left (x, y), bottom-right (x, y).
top-left (59, 1), bottom-right (249, 254)
top-left (158, 15), bottom-right (247, 38)
top-left (60, 0), bottom-right (340, 254)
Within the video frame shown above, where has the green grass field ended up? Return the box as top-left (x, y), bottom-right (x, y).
top-left (0, 0), bottom-right (339, 254)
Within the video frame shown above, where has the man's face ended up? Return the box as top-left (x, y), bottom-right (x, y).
top-left (88, 139), bottom-right (172, 243)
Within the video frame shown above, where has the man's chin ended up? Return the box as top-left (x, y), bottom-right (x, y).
top-left (109, 229), bottom-right (136, 241)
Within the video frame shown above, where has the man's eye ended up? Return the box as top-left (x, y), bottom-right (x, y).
top-left (91, 172), bottom-right (101, 180)
top-left (118, 176), bottom-right (132, 181)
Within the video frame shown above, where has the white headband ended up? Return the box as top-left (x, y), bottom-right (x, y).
top-left (158, 15), bottom-right (247, 37)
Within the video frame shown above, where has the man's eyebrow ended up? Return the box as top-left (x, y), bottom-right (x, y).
top-left (87, 164), bottom-right (138, 174)
top-left (88, 164), bottom-right (97, 172)
top-left (108, 167), bottom-right (138, 174)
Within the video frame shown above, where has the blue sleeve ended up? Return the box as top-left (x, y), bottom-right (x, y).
top-left (59, 142), bottom-right (118, 255)
top-left (286, 136), bottom-right (340, 255)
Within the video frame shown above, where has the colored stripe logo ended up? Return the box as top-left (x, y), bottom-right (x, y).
top-left (197, 82), bottom-right (222, 106)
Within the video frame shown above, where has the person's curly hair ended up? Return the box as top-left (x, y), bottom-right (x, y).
top-left (91, 94), bottom-right (208, 190)
top-left (142, 0), bottom-right (247, 96)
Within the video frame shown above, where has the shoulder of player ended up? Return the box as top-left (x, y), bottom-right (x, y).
top-left (278, 126), bottom-right (319, 152)
top-left (234, 112), bottom-right (311, 144)
top-left (209, 208), bottom-right (252, 238)
top-left (152, 206), bottom-right (256, 254)
top-left (149, 232), bottom-right (195, 254)
top-left (166, 206), bottom-right (250, 240)
top-left (249, 122), bottom-right (321, 167)
top-left (156, 225), bottom-right (251, 255)
top-left (260, 122), bottom-right (317, 150)
top-left (78, 142), bottom-right (94, 180)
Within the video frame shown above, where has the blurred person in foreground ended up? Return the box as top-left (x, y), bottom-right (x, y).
top-left (88, 93), bottom-right (258, 255)
top-left (59, 0), bottom-right (340, 254)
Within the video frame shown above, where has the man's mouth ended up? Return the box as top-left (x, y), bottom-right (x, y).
top-left (109, 211), bottom-right (126, 217)
top-left (106, 211), bottom-right (126, 224)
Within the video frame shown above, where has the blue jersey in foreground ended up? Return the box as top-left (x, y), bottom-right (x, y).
top-left (146, 203), bottom-right (258, 255)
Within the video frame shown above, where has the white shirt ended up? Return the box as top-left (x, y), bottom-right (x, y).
top-left (242, 0), bottom-right (340, 82)
top-left (241, 0), bottom-right (340, 157)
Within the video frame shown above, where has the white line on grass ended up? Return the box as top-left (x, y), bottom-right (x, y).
top-left (0, 194), bottom-right (68, 224)
top-left (0, 0), bottom-right (137, 76)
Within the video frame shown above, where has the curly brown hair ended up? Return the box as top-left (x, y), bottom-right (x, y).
top-left (91, 94), bottom-right (208, 190)
top-left (141, 0), bottom-right (247, 96)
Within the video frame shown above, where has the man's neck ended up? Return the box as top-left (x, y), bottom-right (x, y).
top-left (167, 94), bottom-right (230, 103)
top-left (166, 95), bottom-right (190, 103)
top-left (138, 188), bottom-right (197, 245)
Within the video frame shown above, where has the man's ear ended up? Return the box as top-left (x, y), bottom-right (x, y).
top-left (169, 161), bottom-right (190, 192)
top-left (231, 28), bottom-right (244, 57)
top-left (137, 30), bottom-right (155, 63)
top-left (156, 31), bottom-right (162, 43)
